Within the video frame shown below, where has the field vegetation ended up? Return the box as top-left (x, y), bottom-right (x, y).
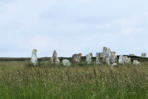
top-left (0, 61), bottom-right (148, 99)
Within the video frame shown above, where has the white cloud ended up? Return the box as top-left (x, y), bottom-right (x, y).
top-left (0, 0), bottom-right (148, 57)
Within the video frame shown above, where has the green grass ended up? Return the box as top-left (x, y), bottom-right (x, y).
top-left (0, 61), bottom-right (148, 99)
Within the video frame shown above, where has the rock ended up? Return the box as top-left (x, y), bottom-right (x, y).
top-left (86, 53), bottom-right (93, 64)
top-left (118, 56), bottom-right (131, 64)
top-left (118, 55), bottom-right (124, 64)
top-left (30, 49), bottom-right (38, 66)
top-left (72, 53), bottom-right (82, 64)
top-left (133, 60), bottom-right (140, 65)
top-left (96, 53), bottom-right (101, 65)
top-left (106, 57), bottom-right (111, 65)
top-left (50, 50), bottom-right (60, 64)
top-left (112, 63), bottom-right (117, 66)
top-left (141, 53), bottom-right (147, 58)
top-left (124, 56), bottom-right (131, 64)
top-left (102, 47), bottom-right (117, 66)
top-left (110, 51), bottom-right (117, 64)
top-left (62, 59), bottom-right (71, 66)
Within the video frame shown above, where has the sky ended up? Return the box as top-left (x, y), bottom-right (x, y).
top-left (0, 0), bottom-right (148, 57)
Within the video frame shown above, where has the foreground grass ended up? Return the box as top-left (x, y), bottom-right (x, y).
top-left (0, 61), bottom-right (148, 99)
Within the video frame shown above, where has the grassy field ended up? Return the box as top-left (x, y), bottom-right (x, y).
top-left (0, 61), bottom-right (148, 99)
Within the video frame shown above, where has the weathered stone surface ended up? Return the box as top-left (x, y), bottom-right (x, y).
top-left (96, 53), bottom-right (101, 65)
top-left (118, 55), bottom-right (124, 64)
top-left (118, 55), bottom-right (131, 64)
top-left (141, 53), bottom-right (147, 57)
top-left (102, 47), bottom-right (111, 63)
top-left (50, 50), bottom-right (60, 64)
top-left (72, 53), bottom-right (82, 64)
top-left (133, 60), bottom-right (140, 65)
top-left (62, 59), bottom-right (71, 66)
top-left (105, 57), bottom-right (111, 65)
top-left (124, 56), bottom-right (131, 64)
top-left (30, 49), bottom-right (38, 66)
top-left (112, 63), bottom-right (117, 66)
top-left (86, 53), bottom-right (93, 64)
top-left (102, 47), bottom-right (117, 65)
top-left (110, 51), bottom-right (117, 64)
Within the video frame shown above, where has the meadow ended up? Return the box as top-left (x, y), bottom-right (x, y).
top-left (0, 61), bottom-right (148, 99)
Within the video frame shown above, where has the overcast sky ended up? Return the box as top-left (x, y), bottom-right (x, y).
top-left (0, 0), bottom-right (148, 57)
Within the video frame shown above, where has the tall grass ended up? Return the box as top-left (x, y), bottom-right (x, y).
top-left (0, 61), bottom-right (148, 99)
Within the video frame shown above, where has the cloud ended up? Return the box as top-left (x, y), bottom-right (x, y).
top-left (0, 0), bottom-right (148, 57)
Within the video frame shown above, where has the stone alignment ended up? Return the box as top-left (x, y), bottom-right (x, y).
top-left (29, 47), bottom-right (145, 66)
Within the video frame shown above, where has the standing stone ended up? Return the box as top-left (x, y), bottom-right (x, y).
top-left (110, 51), bottom-right (117, 64)
top-left (127, 57), bottom-right (131, 63)
top-left (102, 47), bottom-right (110, 63)
top-left (62, 59), bottom-right (71, 66)
top-left (30, 49), bottom-right (38, 66)
top-left (51, 50), bottom-right (60, 64)
top-left (118, 55), bottom-right (131, 64)
top-left (118, 55), bottom-right (124, 64)
top-left (96, 53), bottom-right (101, 65)
top-left (86, 53), bottom-right (93, 64)
top-left (141, 53), bottom-right (147, 58)
top-left (102, 47), bottom-right (117, 65)
top-left (106, 57), bottom-right (111, 65)
top-left (72, 53), bottom-right (82, 64)
top-left (124, 56), bottom-right (131, 64)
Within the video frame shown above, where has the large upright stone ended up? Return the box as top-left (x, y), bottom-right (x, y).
top-left (102, 47), bottom-right (117, 65)
top-left (86, 53), bottom-right (93, 64)
top-left (30, 49), bottom-right (38, 66)
top-left (96, 53), bottom-right (101, 65)
top-left (110, 51), bottom-right (117, 64)
top-left (102, 47), bottom-right (110, 63)
top-left (124, 56), bottom-right (131, 64)
top-left (118, 55), bottom-right (131, 64)
top-left (51, 50), bottom-right (60, 64)
top-left (141, 53), bottom-right (147, 58)
top-left (105, 57), bottom-right (111, 65)
top-left (72, 53), bottom-right (82, 64)
top-left (118, 55), bottom-right (124, 64)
